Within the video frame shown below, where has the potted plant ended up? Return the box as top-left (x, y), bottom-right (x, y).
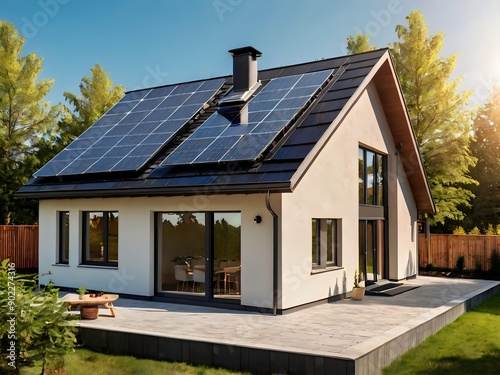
top-left (76, 285), bottom-right (87, 300)
top-left (351, 270), bottom-right (365, 301)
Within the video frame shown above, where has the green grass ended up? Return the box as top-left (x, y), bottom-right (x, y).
top-left (383, 291), bottom-right (500, 374)
top-left (19, 349), bottom-right (250, 375)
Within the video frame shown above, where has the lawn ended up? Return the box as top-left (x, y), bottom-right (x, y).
top-left (383, 291), bottom-right (500, 374)
top-left (20, 349), bottom-right (250, 375)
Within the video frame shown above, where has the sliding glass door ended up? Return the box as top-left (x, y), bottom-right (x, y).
top-left (156, 211), bottom-right (241, 302)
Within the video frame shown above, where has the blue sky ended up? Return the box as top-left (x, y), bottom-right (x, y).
top-left (3, 0), bottom-right (500, 108)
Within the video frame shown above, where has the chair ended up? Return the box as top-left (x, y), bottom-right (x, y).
top-left (174, 265), bottom-right (192, 291)
top-left (192, 266), bottom-right (205, 292)
top-left (225, 266), bottom-right (241, 294)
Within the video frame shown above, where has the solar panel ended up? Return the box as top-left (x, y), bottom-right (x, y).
top-left (34, 78), bottom-right (225, 177)
top-left (160, 70), bottom-right (332, 166)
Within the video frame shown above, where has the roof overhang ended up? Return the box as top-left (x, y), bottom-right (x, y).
top-left (16, 181), bottom-right (292, 200)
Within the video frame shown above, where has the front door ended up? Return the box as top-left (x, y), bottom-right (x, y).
top-left (155, 211), bottom-right (241, 303)
top-left (359, 220), bottom-right (385, 283)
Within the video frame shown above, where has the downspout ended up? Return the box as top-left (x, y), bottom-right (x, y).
top-left (265, 191), bottom-right (278, 316)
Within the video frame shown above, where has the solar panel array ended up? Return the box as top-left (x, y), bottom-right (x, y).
top-left (34, 78), bottom-right (225, 177)
top-left (161, 70), bottom-right (332, 166)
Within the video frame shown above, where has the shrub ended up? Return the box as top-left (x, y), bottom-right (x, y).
top-left (453, 226), bottom-right (466, 235)
top-left (474, 257), bottom-right (483, 274)
top-left (425, 263), bottom-right (434, 271)
top-left (469, 227), bottom-right (481, 235)
top-left (0, 259), bottom-right (78, 373)
top-left (485, 224), bottom-right (495, 235)
top-left (491, 250), bottom-right (500, 277)
top-left (455, 255), bottom-right (465, 273)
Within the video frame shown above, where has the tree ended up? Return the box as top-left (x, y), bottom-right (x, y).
top-left (346, 11), bottom-right (476, 225)
top-left (0, 20), bottom-right (59, 224)
top-left (61, 64), bottom-right (124, 145)
top-left (467, 89), bottom-right (500, 230)
top-left (346, 33), bottom-right (376, 54)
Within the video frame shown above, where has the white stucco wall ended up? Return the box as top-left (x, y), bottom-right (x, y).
top-left (279, 82), bottom-right (419, 309)
top-left (39, 194), bottom-right (276, 308)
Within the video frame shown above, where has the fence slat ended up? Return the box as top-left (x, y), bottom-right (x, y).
top-left (0, 225), bottom-right (39, 269)
top-left (419, 233), bottom-right (500, 271)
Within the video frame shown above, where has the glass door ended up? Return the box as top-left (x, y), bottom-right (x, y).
top-left (359, 220), bottom-right (385, 283)
top-left (212, 213), bottom-right (241, 300)
top-left (157, 212), bottom-right (206, 296)
top-left (156, 211), bottom-right (241, 303)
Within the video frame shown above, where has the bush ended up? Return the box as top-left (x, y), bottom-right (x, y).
top-left (474, 257), bottom-right (483, 274)
top-left (469, 227), bottom-right (481, 235)
top-left (455, 255), bottom-right (466, 273)
top-left (425, 263), bottom-right (435, 271)
top-left (453, 226), bottom-right (466, 235)
top-left (485, 224), bottom-right (495, 235)
top-left (0, 259), bottom-right (78, 373)
top-left (491, 250), bottom-right (500, 277)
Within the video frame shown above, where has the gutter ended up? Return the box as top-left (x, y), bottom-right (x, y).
top-left (265, 191), bottom-right (278, 316)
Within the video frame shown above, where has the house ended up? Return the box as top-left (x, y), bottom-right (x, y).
top-left (18, 47), bottom-right (434, 314)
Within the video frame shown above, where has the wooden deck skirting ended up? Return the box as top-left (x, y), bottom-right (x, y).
top-left (0, 225), bottom-right (38, 269)
top-left (419, 233), bottom-right (500, 271)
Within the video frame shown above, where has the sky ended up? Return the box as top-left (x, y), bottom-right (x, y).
top-left (3, 0), bottom-right (500, 109)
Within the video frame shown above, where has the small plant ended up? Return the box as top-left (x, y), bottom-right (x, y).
top-left (469, 227), bottom-right (481, 235)
top-left (425, 263), bottom-right (434, 272)
top-left (354, 270), bottom-right (363, 288)
top-left (453, 226), bottom-right (466, 235)
top-left (474, 257), bottom-right (483, 274)
top-left (491, 249), bottom-right (500, 277)
top-left (76, 285), bottom-right (87, 297)
top-left (455, 255), bottom-right (465, 273)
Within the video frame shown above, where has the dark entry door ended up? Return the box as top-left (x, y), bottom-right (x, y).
top-left (359, 220), bottom-right (385, 283)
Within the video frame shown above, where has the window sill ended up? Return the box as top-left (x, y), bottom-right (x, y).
top-left (52, 263), bottom-right (70, 267)
top-left (311, 266), bottom-right (343, 275)
top-left (78, 264), bottom-right (119, 270)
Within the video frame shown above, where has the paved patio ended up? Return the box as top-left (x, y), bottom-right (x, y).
top-left (73, 276), bottom-right (500, 375)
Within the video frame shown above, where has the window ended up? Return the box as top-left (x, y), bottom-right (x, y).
top-left (58, 211), bottom-right (70, 264)
top-left (82, 211), bottom-right (118, 266)
top-left (312, 219), bottom-right (341, 269)
top-left (359, 147), bottom-right (385, 206)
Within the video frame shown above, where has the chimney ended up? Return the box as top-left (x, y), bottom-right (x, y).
top-left (219, 46), bottom-right (262, 106)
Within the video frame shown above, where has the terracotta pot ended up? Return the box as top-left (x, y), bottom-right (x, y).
top-left (351, 287), bottom-right (366, 301)
top-left (80, 305), bottom-right (99, 319)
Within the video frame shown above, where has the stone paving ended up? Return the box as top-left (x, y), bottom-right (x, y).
top-left (75, 276), bottom-right (500, 361)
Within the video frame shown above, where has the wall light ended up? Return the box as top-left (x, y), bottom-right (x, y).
top-left (254, 215), bottom-right (262, 224)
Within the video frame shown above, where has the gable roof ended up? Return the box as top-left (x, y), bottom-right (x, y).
top-left (17, 48), bottom-right (435, 213)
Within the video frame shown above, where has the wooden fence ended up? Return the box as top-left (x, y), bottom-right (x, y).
top-left (419, 233), bottom-right (500, 271)
top-left (0, 225), bottom-right (39, 269)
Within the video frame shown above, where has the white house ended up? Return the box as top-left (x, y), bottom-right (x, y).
top-left (18, 47), bottom-right (434, 314)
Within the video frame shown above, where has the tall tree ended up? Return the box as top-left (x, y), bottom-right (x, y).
top-left (61, 64), bottom-right (124, 145)
top-left (346, 33), bottom-right (376, 54)
top-left (347, 11), bottom-right (476, 225)
top-left (0, 20), bottom-right (59, 224)
top-left (36, 64), bottom-right (125, 170)
top-left (467, 89), bottom-right (500, 230)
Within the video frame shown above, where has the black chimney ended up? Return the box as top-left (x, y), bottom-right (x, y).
top-left (219, 46), bottom-right (262, 106)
